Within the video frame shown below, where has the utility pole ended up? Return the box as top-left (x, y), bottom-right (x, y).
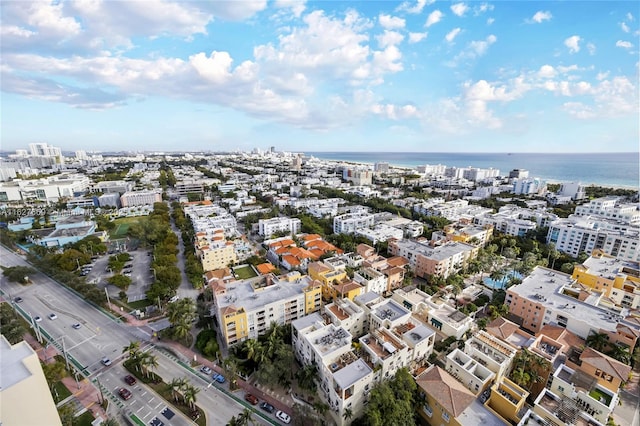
top-left (104, 287), bottom-right (111, 308)
top-left (61, 336), bottom-right (70, 371)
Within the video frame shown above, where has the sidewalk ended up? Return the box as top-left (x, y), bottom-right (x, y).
top-left (22, 333), bottom-right (109, 422)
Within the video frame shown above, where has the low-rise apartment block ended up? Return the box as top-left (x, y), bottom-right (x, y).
top-left (258, 217), bottom-right (301, 237)
top-left (505, 267), bottom-right (639, 351)
top-left (120, 190), bottom-right (162, 207)
top-left (214, 272), bottom-right (322, 346)
top-left (388, 238), bottom-right (478, 279)
top-left (572, 252), bottom-right (640, 309)
top-left (547, 215), bottom-right (639, 261)
top-left (574, 196), bottom-right (640, 225)
top-left (195, 229), bottom-right (237, 272)
top-left (333, 212), bottom-right (375, 234)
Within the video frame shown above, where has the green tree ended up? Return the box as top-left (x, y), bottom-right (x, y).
top-left (362, 368), bottom-right (416, 426)
top-left (42, 360), bottom-right (67, 389)
top-left (585, 332), bottom-right (609, 352)
top-left (2, 266), bottom-right (35, 284)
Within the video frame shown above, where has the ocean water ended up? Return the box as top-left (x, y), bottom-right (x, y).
top-left (305, 152), bottom-right (640, 189)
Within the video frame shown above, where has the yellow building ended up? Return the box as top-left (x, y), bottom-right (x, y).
top-left (215, 272), bottom-right (322, 346)
top-left (486, 378), bottom-right (528, 424)
top-left (308, 261), bottom-right (348, 300)
top-left (572, 251), bottom-right (640, 308)
top-left (0, 336), bottom-right (62, 426)
top-left (195, 230), bottom-right (237, 272)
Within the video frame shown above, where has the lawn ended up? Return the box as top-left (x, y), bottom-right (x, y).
top-left (127, 299), bottom-right (153, 310)
top-left (234, 265), bottom-right (258, 280)
top-left (75, 411), bottom-right (96, 426)
top-left (51, 381), bottom-right (72, 403)
top-left (589, 388), bottom-right (612, 406)
top-left (109, 217), bottom-right (143, 239)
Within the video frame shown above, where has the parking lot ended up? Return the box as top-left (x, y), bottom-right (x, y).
top-left (83, 248), bottom-right (153, 303)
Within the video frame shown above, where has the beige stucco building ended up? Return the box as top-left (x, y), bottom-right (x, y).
top-left (0, 336), bottom-right (62, 426)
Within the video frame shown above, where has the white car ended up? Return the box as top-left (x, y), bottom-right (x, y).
top-left (200, 366), bottom-right (213, 375)
top-left (48, 313), bottom-right (58, 320)
top-left (101, 357), bottom-right (112, 366)
top-left (275, 410), bottom-right (291, 424)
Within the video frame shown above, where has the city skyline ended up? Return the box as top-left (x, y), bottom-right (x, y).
top-left (1, 0), bottom-right (638, 153)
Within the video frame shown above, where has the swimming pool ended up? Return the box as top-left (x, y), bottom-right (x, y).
top-left (483, 271), bottom-right (522, 289)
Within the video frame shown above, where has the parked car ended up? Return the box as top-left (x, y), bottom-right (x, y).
top-left (259, 402), bottom-right (275, 413)
top-left (275, 410), bottom-right (291, 424)
top-left (101, 357), bottom-right (112, 366)
top-left (72, 323), bottom-right (82, 329)
top-left (124, 375), bottom-right (137, 386)
top-left (48, 313), bottom-right (58, 320)
top-left (34, 316), bottom-right (42, 322)
top-left (14, 297), bottom-right (23, 303)
top-left (118, 388), bottom-right (132, 400)
top-left (244, 393), bottom-right (259, 405)
top-left (212, 373), bottom-right (225, 383)
top-left (200, 366), bottom-right (212, 375)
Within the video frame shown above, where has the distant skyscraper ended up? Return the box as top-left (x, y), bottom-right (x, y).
top-left (374, 162), bottom-right (389, 173)
top-left (270, 146), bottom-right (275, 153)
top-left (75, 150), bottom-right (88, 161)
top-left (509, 169), bottom-right (529, 179)
top-left (28, 143), bottom-right (64, 164)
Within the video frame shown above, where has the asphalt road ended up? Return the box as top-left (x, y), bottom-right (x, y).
top-left (96, 362), bottom-right (194, 426)
top-left (151, 348), bottom-right (275, 426)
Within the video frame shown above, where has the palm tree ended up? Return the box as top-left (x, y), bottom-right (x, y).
top-left (295, 364), bottom-right (318, 392)
top-left (585, 332), bottom-right (609, 352)
top-left (514, 349), bottom-right (533, 371)
top-left (173, 321), bottom-right (193, 346)
top-left (451, 281), bottom-right (462, 308)
top-left (245, 339), bottom-right (264, 363)
top-left (488, 304), bottom-right (509, 321)
top-left (511, 367), bottom-right (531, 388)
top-left (183, 384), bottom-right (200, 409)
top-left (607, 345), bottom-right (632, 365)
top-left (168, 378), bottom-right (182, 402)
top-left (123, 341), bottom-right (141, 360)
top-left (140, 353), bottom-right (159, 379)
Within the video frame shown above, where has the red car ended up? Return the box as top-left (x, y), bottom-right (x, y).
top-left (119, 388), bottom-right (132, 400)
top-left (124, 375), bottom-right (137, 386)
top-left (244, 393), bottom-right (259, 405)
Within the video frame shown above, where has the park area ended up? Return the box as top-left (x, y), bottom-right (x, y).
top-left (109, 217), bottom-right (143, 239)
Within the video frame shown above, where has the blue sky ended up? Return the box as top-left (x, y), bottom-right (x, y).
top-left (1, 0), bottom-right (638, 153)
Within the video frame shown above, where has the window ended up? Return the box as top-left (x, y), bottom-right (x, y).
top-left (442, 412), bottom-right (450, 422)
top-left (422, 403), bottom-right (433, 417)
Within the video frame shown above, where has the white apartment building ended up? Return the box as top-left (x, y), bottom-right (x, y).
top-left (324, 298), bottom-right (367, 338)
top-left (353, 267), bottom-right (388, 295)
top-left (342, 168), bottom-right (373, 186)
top-left (474, 205), bottom-right (559, 237)
top-left (445, 348), bottom-right (495, 395)
top-left (558, 182), bottom-right (586, 200)
top-left (258, 217), bottom-right (302, 237)
top-left (333, 212), bottom-right (375, 234)
top-left (292, 314), bottom-right (372, 426)
top-left (574, 197), bottom-right (640, 225)
top-left (120, 190), bottom-right (162, 207)
top-left (355, 223), bottom-right (404, 245)
top-left (512, 178), bottom-right (546, 195)
top-left (463, 330), bottom-right (518, 381)
top-left (0, 174), bottom-right (90, 203)
top-left (29, 143), bottom-right (64, 163)
top-left (547, 216), bottom-right (639, 261)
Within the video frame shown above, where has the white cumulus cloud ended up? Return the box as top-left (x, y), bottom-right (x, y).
top-left (425, 10), bottom-right (444, 27)
top-left (396, 0), bottom-right (432, 15)
top-left (616, 40), bottom-right (633, 49)
top-left (408, 32), bottom-right (427, 43)
top-left (538, 65), bottom-right (556, 78)
top-left (377, 30), bottom-right (404, 48)
top-left (451, 3), bottom-right (468, 17)
top-left (379, 14), bottom-right (405, 29)
top-left (445, 28), bottom-right (462, 43)
top-left (564, 35), bottom-right (581, 53)
top-left (620, 22), bottom-right (630, 33)
top-left (529, 11), bottom-right (552, 23)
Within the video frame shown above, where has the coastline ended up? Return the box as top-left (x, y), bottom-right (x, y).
top-left (305, 151), bottom-right (640, 190)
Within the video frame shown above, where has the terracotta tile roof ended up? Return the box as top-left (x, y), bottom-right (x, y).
top-left (537, 325), bottom-right (584, 353)
top-left (221, 305), bottom-right (237, 316)
top-left (303, 234), bottom-right (322, 241)
top-left (416, 366), bottom-right (475, 417)
top-left (486, 317), bottom-right (521, 341)
top-left (282, 255), bottom-right (301, 266)
top-left (256, 263), bottom-right (276, 275)
top-left (580, 347), bottom-right (631, 381)
top-left (183, 200), bottom-right (213, 206)
top-left (387, 256), bottom-right (409, 267)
